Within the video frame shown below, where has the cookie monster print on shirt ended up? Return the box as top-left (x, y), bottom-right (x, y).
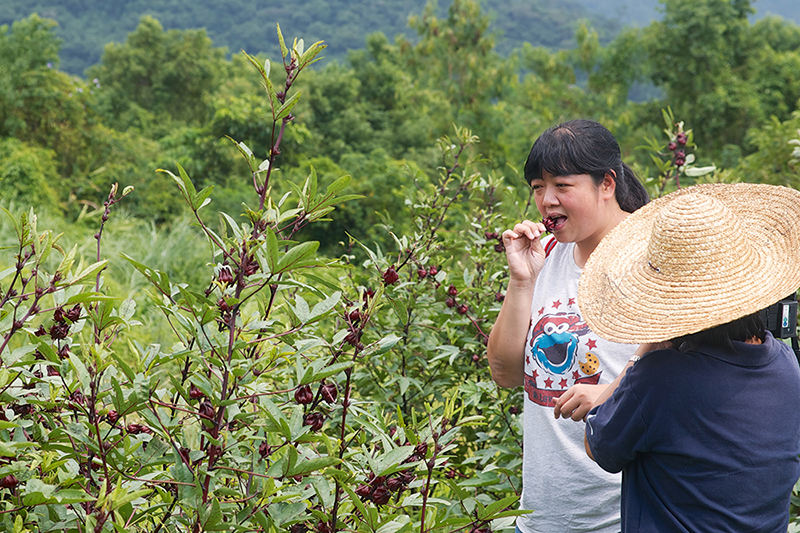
top-left (524, 300), bottom-right (603, 407)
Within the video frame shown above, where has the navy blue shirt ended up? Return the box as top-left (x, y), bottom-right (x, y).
top-left (585, 332), bottom-right (800, 532)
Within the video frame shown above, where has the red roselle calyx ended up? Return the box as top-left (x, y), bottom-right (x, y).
top-left (355, 483), bottom-right (374, 499)
top-left (320, 383), bottom-right (338, 403)
top-left (447, 285), bottom-right (458, 296)
top-left (303, 412), bottom-right (324, 431)
top-left (414, 442), bottom-right (428, 457)
top-left (294, 384), bottom-right (313, 405)
top-left (445, 297), bottom-right (456, 308)
top-left (382, 265), bottom-right (399, 285)
top-left (344, 329), bottom-right (362, 347)
top-left (65, 304), bottom-right (81, 322)
top-left (189, 384), bottom-right (204, 400)
top-left (217, 267), bottom-right (234, 285)
top-left (457, 304), bottom-right (469, 315)
top-left (372, 485), bottom-right (391, 505)
top-left (0, 475), bottom-right (19, 489)
top-left (198, 400), bottom-right (215, 420)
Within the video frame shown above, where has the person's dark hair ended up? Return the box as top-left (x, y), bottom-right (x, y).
top-left (671, 311), bottom-right (766, 353)
top-left (523, 119), bottom-right (649, 213)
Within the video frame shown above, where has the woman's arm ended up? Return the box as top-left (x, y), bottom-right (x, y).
top-left (487, 221), bottom-right (547, 389)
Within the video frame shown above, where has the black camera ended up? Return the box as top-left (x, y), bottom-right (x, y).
top-left (760, 293), bottom-right (800, 362)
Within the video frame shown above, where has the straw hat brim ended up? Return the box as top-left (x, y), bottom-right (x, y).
top-left (578, 183), bottom-right (800, 344)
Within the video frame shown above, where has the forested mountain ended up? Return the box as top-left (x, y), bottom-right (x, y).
top-left (2, 0), bottom-right (799, 74)
top-left (0, 0), bottom-right (618, 74)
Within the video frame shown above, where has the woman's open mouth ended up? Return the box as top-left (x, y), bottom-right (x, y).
top-left (544, 215), bottom-right (567, 232)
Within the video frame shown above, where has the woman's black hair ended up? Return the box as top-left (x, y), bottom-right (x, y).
top-left (671, 311), bottom-right (766, 353)
top-left (523, 119), bottom-right (650, 213)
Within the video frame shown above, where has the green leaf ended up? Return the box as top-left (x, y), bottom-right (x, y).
top-left (69, 260), bottom-right (109, 286)
top-left (277, 23), bottom-right (289, 59)
top-left (277, 241), bottom-right (319, 273)
top-left (275, 91), bottom-right (301, 121)
top-left (286, 456), bottom-right (341, 477)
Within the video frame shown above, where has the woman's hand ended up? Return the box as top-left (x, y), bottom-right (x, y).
top-left (502, 220), bottom-right (548, 282)
top-left (553, 384), bottom-right (606, 421)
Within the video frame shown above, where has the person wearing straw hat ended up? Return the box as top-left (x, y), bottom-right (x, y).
top-left (581, 182), bottom-right (800, 532)
top-left (488, 119), bottom-right (650, 533)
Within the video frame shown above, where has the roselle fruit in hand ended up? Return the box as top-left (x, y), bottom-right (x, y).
top-left (542, 217), bottom-right (557, 232)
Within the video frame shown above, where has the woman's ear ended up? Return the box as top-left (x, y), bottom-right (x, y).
top-left (601, 170), bottom-right (617, 200)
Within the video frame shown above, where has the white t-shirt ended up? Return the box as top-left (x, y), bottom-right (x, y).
top-left (518, 239), bottom-right (635, 533)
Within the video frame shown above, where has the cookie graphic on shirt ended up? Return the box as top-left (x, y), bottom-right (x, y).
top-left (579, 352), bottom-right (599, 375)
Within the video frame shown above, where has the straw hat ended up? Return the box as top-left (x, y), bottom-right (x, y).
top-left (578, 183), bottom-right (800, 343)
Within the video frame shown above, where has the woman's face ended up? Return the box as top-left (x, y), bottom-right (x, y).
top-left (531, 172), bottom-right (615, 247)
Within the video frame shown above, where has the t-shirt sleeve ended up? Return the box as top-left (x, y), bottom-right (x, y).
top-left (585, 369), bottom-right (650, 474)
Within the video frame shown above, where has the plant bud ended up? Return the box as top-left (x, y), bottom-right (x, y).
top-left (0, 475), bottom-right (19, 489)
top-left (348, 309), bottom-right (361, 324)
top-left (106, 410), bottom-right (119, 424)
top-left (294, 384), bottom-right (314, 405)
top-left (445, 297), bottom-right (456, 308)
top-left (355, 483), bottom-right (374, 499)
top-left (217, 267), bottom-right (234, 285)
top-left (303, 412), bottom-right (324, 432)
top-left (58, 344), bottom-right (70, 359)
top-left (344, 329), bottom-right (362, 347)
top-left (198, 400), bottom-right (215, 420)
top-left (289, 523), bottom-right (308, 533)
top-left (676, 131), bottom-right (688, 145)
top-left (320, 383), bottom-right (338, 403)
top-left (382, 265), bottom-right (399, 285)
top-left (189, 384), bottom-right (204, 400)
top-left (457, 304), bottom-right (469, 315)
top-left (417, 268), bottom-right (427, 279)
top-left (668, 141), bottom-right (677, 151)
top-left (65, 305), bottom-right (81, 322)
top-left (472, 354), bottom-right (480, 362)
top-left (49, 323), bottom-right (70, 340)
top-left (386, 477), bottom-right (404, 491)
top-left (414, 442), bottom-right (428, 457)
top-left (494, 243), bottom-right (504, 253)
top-left (53, 306), bottom-right (65, 323)
top-left (428, 266), bottom-right (438, 276)
top-left (258, 441), bottom-right (270, 457)
top-left (447, 285), bottom-right (458, 296)
top-left (371, 484), bottom-right (391, 505)
top-left (495, 292), bottom-right (505, 302)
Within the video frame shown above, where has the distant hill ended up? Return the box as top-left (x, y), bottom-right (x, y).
top-left (0, 0), bottom-right (620, 74)
top-left (1, 0), bottom-right (797, 75)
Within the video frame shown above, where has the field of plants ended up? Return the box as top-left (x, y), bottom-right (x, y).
top-left (2, 0), bottom-right (800, 531)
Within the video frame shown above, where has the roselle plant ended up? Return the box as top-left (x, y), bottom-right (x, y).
top-left (0, 26), bottom-right (532, 533)
top-left (639, 107), bottom-right (717, 196)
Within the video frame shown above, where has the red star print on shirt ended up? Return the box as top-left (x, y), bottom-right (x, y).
top-left (568, 298), bottom-right (576, 306)
top-left (544, 377), bottom-right (553, 388)
top-left (586, 338), bottom-right (597, 350)
top-left (573, 370), bottom-right (581, 380)
top-left (559, 378), bottom-right (568, 389)
top-left (532, 369), bottom-right (539, 379)
top-left (526, 356), bottom-right (530, 365)
top-left (552, 300), bottom-right (562, 309)
top-left (538, 307), bottom-right (545, 315)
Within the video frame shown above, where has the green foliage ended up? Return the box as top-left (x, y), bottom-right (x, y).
top-left (87, 16), bottom-right (229, 133)
top-left (0, 33), bottom-right (532, 532)
top-left (0, 139), bottom-right (61, 210)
